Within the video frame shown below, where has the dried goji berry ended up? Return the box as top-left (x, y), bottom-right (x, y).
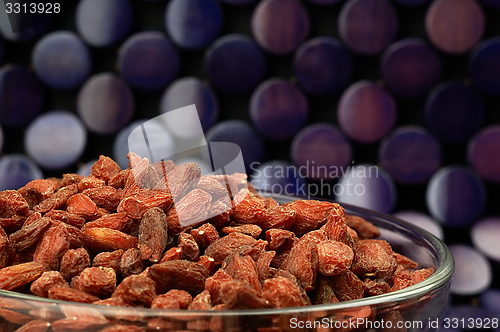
top-left (223, 252), bottom-right (262, 293)
top-left (82, 212), bottom-right (131, 232)
top-left (205, 232), bottom-right (257, 264)
top-left (71, 267), bottom-right (116, 298)
top-left (148, 260), bottom-right (209, 295)
top-left (222, 224), bottom-right (262, 238)
top-left (117, 190), bottom-right (173, 220)
top-left (138, 207), bottom-right (169, 262)
top-left (345, 215), bottom-right (380, 239)
top-left (112, 275), bottom-right (157, 307)
top-left (219, 281), bottom-right (271, 310)
top-left (191, 223), bottom-right (220, 250)
top-left (178, 232), bottom-right (200, 261)
top-left (9, 217), bottom-right (51, 252)
top-left (327, 270), bottom-right (364, 302)
top-left (34, 184), bottom-right (78, 214)
top-left (205, 269), bottom-right (232, 306)
top-left (279, 237), bottom-right (318, 291)
top-left (82, 186), bottom-right (121, 211)
top-left (93, 250), bottom-right (124, 275)
top-left (48, 286), bottom-right (100, 303)
top-left (78, 176), bottom-right (106, 192)
top-left (60, 248), bottom-right (91, 281)
top-left (285, 200), bottom-right (333, 235)
top-left (159, 247), bottom-right (183, 263)
top-left (266, 229), bottom-right (295, 251)
top-left (196, 176), bottom-right (228, 201)
top-left (151, 289), bottom-right (192, 309)
top-left (120, 248), bottom-right (144, 277)
top-left (45, 210), bottom-right (86, 229)
top-left (351, 241), bottom-right (397, 280)
top-left (164, 163), bottom-right (202, 202)
top-left (188, 290), bottom-right (212, 310)
top-left (316, 240), bottom-right (354, 276)
top-left (30, 271), bottom-right (69, 297)
top-left (263, 277), bottom-right (306, 308)
top-left (81, 227), bottom-right (138, 253)
top-left (166, 189), bottom-right (212, 235)
top-left (91, 155), bottom-right (122, 183)
top-left (33, 223), bottom-right (69, 271)
top-left (362, 278), bottom-right (390, 297)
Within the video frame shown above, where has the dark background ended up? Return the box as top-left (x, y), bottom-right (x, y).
top-left (1, 0), bottom-right (500, 312)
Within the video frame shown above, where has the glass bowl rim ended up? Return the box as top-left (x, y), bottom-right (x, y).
top-left (0, 194), bottom-right (455, 317)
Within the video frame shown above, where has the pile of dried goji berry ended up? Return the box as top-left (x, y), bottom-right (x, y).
top-left (0, 155), bottom-right (433, 314)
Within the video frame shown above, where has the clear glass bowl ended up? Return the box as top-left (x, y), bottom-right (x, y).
top-left (0, 195), bottom-right (454, 332)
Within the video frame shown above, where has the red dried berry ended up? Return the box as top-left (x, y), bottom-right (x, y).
top-left (48, 286), bottom-right (100, 303)
top-left (159, 247), bottom-right (183, 263)
top-left (166, 189), bottom-right (212, 235)
top-left (138, 207), bottom-right (169, 262)
top-left (60, 248), bottom-right (91, 281)
top-left (44, 210), bottom-right (86, 229)
top-left (33, 224), bottom-right (69, 271)
top-left (179, 232), bottom-right (200, 261)
top-left (148, 260), bottom-right (209, 295)
top-left (34, 184), bottom-right (78, 214)
top-left (279, 237), bottom-right (318, 291)
top-left (71, 267), bottom-right (116, 298)
top-left (120, 248), bottom-right (144, 277)
top-left (93, 250), bottom-right (124, 275)
top-left (219, 281), bottom-right (271, 310)
top-left (263, 277), bottom-right (307, 308)
top-left (112, 275), bottom-right (157, 307)
top-left (151, 289), bottom-right (193, 309)
top-left (205, 232), bottom-right (257, 264)
top-left (91, 155), bottom-right (122, 183)
top-left (188, 290), bottom-right (212, 310)
top-left (221, 224), bottom-right (262, 238)
top-left (82, 186), bottom-right (121, 211)
top-left (81, 227), bottom-right (138, 253)
top-left (223, 252), bottom-right (262, 293)
top-left (9, 217), bottom-right (51, 252)
top-left (30, 271), bottom-right (69, 297)
top-left (316, 240), bottom-right (354, 276)
top-left (285, 200), bottom-right (333, 235)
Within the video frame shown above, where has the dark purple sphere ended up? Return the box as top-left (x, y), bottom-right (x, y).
top-left (468, 125), bottom-right (500, 183)
top-left (250, 78), bottom-right (308, 140)
top-left (76, 0), bottom-right (133, 47)
top-left (470, 37), bottom-right (500, 97)
top-left (205, 34), bottom-right (266, 93)
top-left (33, 31), bottom-right (92, 90)
top-left (338, 81), bottom-right (397, 144)
top-left (471, 217), bottom-right (500, 262)
top-left (165, 0), bottom-right (222, 49)
top-left (205, 120), bottom-right (264, 171)
top-left (425, 0), bottom-right (484, 54)
top-left (77, 73), bottom-right (135, 135)
top-left (160, 77), bottom-right (219, 132)
top-left (250, 160), bottom-right (307, 196)
top-left (0, 154), bottom-right (43, 191)
top-left (426, 166), bottom-right (485, 228)
top-left (291, 123), bottom-right (352, 181)
top-left (448, 245), bottom-right (492, 295)
top-left (338, 0), bottom-right (398, 55)
top-left (25, 111), bottom-right (87, 170)
top-left (119, 32), bottom-right (180, 91)
top-left (294, 37), bottom-right (352, 95)
top-left (379, 126), bottom-right (441, 184)
top-left (0, 66), bottom-right (43, 127)
top-left (251, 0), bottom-right (310, 55)
top-left (381, 38), bottom-right (441, 98)
top-left (336, 164), bottom-right (397, 214)
top-left (480, 289), bottom-right (500, 314)
top-left (425, 82), bottom-right (484, 143)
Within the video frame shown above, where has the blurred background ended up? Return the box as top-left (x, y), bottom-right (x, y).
top-left (0, 0), bottom-right (500, 326)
